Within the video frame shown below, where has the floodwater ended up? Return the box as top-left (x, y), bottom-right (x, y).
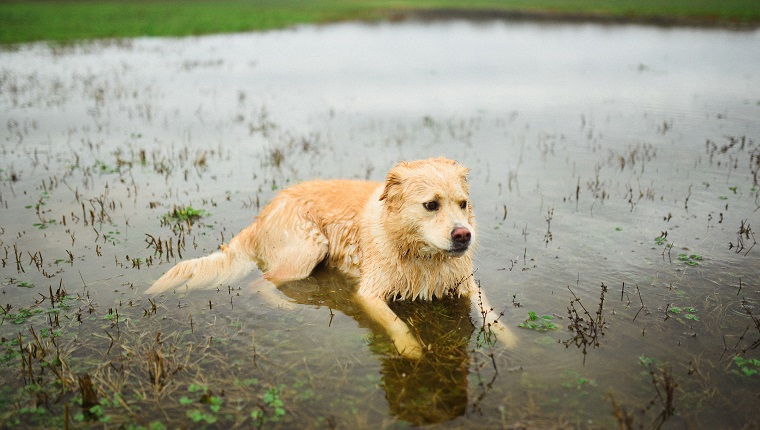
top-left (1, 20), bottom-right (760, 428)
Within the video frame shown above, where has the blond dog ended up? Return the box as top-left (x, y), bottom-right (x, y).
top-left (146, 158), bottom-right (516, 358)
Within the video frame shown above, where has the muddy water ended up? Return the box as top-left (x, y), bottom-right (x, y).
top-left (1, 21), bottom-right (759, 428)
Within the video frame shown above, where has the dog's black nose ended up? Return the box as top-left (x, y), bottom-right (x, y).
top-left (451, 227), bottom-right (471, 246)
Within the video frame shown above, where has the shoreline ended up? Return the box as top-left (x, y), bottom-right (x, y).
top-left (396, 8), bottom-right (760, 30)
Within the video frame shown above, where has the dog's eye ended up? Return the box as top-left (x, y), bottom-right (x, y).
top-left (423, 201), bottom-right (439, 211)
top-left (460, 201), bottom-right (468, 210)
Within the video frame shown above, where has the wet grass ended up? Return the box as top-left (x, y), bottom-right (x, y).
top-left (2, 0), bottom-right (760, 45)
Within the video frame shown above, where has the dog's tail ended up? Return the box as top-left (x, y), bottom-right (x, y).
top-left (145, 225), bottom-right (258, 295)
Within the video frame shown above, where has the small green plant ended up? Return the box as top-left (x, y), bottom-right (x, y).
top-left (74, 398), bottom-right (113, 424)
top-left (654, 231), bottom-right (668, 245)
top-left (186, 408), bottom-right (217, 424)
top-left (638, 355), bottom-right (661, 367)
top-left (32, 219), bottom-right (57, 229)
top-left (519, 311), bottom-right (558, 332)
top-left (162, 205), bottom-right (210, 224)
top-left (683, 307), bottom-right (699, 321)
top-left (26, 191), bottom-right (56, 229)
top-left (179, 384), bottom-right (223, 424)
top-left (263, 385), bottom-right (286, 418)
top-left (678, 253), bottom-right (702, 266)
top-left (561, 371), bottom-right (597, 390)
top-left (93, 160), bottom-right (121, 174)
top-left (3, 307), bottom-right (44, 324)
top-left (668, 306), bottom-right (698, 320)
top-left (39, 328), bottom-right (63, 339)
top-left (732, 356), bottom-right (760, 377)
top-left (251, 385), bottom-right (286, 425)
top-left (1, 337), bottom-right (21, 364)
top-left (103, 229), bottom-right (122, 245)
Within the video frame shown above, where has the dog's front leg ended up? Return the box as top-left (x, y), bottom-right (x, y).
top-left (469, 287), bottom-right (518, 349)
top-left (355, 294), bottom-right (424, 359)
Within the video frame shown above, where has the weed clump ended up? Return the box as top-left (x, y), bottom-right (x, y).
top-left (162, 205), bottom-right (210, 224)
top-left (563, 283), bottom-right (607, 362)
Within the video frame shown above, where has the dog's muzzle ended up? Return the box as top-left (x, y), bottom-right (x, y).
top-left (449, 226), bottom-right (472, 254)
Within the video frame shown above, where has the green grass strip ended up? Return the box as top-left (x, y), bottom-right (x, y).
top-left (1, 0), bottom-right (759, 45)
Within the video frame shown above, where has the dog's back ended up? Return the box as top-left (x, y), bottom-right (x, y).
top-left (250, 179), bottom-right (381, 279)
top-left (146, 179), bottom-right (380, 294)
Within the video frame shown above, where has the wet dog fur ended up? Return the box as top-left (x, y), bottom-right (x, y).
top-left (146, 157), bottom-right (516, 358)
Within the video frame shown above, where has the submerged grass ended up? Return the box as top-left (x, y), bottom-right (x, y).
top-left (1, 0), bottom-right (759, 45)
top-left (0, 284), bottom-right (307, 428)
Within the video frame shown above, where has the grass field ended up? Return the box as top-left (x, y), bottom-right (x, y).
top-left (1, 0), bottom-right (759, 45)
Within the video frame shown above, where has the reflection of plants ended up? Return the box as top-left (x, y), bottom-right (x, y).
top-left (519, 311), bottom-right (557, 332)
top-left (611, 358), bottom-right (677, 429)
top-left (145, 335), bottom-right (185, 391)
top-left (732, 356), bottom-right (760, 377)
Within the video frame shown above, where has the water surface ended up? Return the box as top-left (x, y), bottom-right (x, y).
top-left (1, 20), bottom-right (759, 428)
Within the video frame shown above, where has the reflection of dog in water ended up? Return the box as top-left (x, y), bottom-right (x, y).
top-left (146, 157), bottom-right (516, 358)
top-left (278, 269), bottom-right (474, 425)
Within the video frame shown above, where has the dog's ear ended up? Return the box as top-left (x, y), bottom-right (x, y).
top-left (379, 164), bottom-right (406, 202)
top-left (457, 164), bottom-right (471, 194)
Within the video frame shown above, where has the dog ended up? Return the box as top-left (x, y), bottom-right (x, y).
top-left (146, 157), bottom-right (516, 358)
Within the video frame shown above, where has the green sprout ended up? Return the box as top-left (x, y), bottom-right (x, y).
top-left (678, 253), bottom-right (702, 266)
top-left (733, 357), bottom-right (760, 377)
top-left (669, 306), bottom-right (698, 320)
top-left (162, 205), bottom-right (210, 224)
top-left (519, 311), bottom-right (558, 332)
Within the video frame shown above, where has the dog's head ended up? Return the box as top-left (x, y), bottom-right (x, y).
top-left (380, 158), bottom-right (476, 257)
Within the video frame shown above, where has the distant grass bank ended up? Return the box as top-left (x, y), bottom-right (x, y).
top-left (1, 0), bottom-right (759, 45)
